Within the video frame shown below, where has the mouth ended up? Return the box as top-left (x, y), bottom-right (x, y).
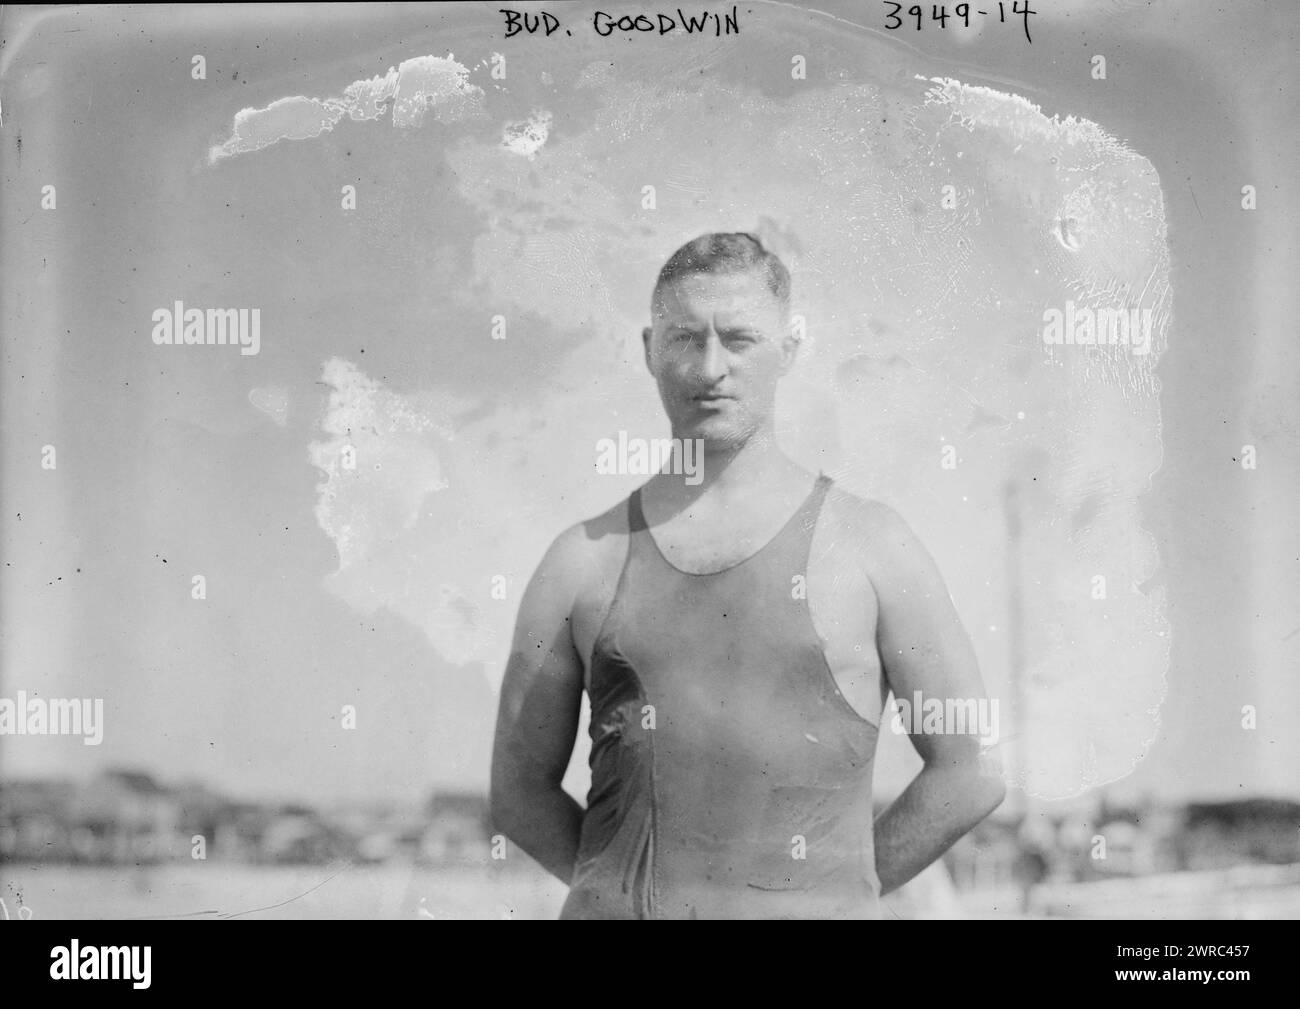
top-left (691, 393), bottom-right (733, 406)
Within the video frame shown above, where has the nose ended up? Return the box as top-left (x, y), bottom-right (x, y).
top-left (696, 330), bottom-right (727, 384)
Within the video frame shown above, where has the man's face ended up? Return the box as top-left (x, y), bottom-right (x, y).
top-left (643, 270), bottom-right (794, 446)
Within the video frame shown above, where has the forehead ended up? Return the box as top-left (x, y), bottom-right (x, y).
top-left (652, 271), bottom-right (785, 326)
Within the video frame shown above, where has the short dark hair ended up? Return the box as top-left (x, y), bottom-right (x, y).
top-left (652, 232), bottom-right (791, 308)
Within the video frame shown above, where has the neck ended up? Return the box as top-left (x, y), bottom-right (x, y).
top-left (657, 422), bottom-right (794, 504)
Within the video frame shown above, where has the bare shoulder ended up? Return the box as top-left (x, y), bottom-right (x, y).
top-left (821, 483), bottom-right (956, 611)
top-left (818, 484), bottom-right (933, 580)
top-left (532, 492), bottom-right (633, 600)
top-left (534, 494), bottom-right (636, 672)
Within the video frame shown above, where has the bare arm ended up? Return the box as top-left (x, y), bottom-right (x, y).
top-left (864, 506), bottom-right (1006, 896)
top-left (489, 528), bottom-right (589, 883)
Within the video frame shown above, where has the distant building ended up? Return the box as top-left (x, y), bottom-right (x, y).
top-left (0, 780), bottom-right (78, 860)
top-left (261, 809), bottom-right (349, 864)
top-left (70, 769), bottom-right (184, 863)
top-left (1178, 798), bottom-right (1300, 869)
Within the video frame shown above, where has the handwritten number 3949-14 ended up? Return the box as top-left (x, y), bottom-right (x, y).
top-left (883, 2), bottom-right (1035, 43)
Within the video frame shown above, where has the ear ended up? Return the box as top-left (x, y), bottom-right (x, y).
top-left (642, 326), bottom-right (654, 373)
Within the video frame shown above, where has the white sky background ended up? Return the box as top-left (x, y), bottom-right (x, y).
top-left (2, 2), bottom-right (1296, 806)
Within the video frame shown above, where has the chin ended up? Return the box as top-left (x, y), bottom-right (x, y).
top-left (669, 404), bottom-right (755, 445)
top-left (689, 421), bottom-right (751, 448)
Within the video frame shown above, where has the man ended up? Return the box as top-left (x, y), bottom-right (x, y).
top-left (490, 232), bottom-right (1004, 919)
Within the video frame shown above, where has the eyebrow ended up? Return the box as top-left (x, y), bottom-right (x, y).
top-left (663, 323), bottom-right (761, 338)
